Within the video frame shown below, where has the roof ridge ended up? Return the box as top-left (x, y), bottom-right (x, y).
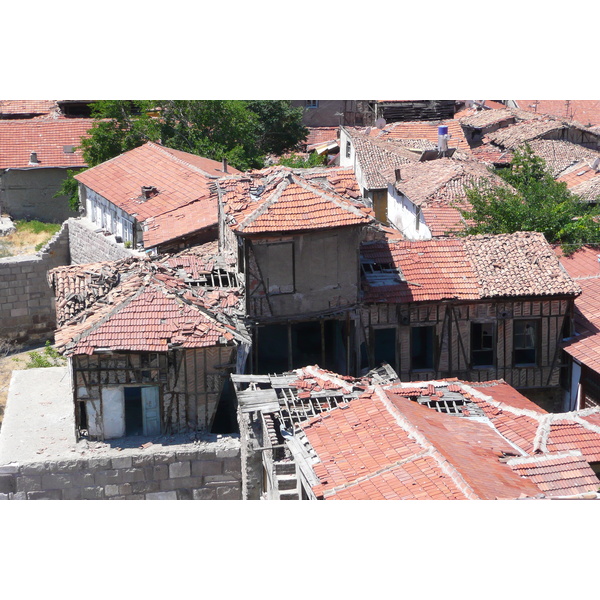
top-left (146, 142), bottom-right (220, 179)
top-left (237, 176), bottom-right (290, 232)
top-left (291, 173), bottom-right (372, 222)
top-left (373, 385), bottom-right (480, 500)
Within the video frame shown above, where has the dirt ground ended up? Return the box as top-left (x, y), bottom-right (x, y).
top-left (0, 343), bottom-right (45, 427)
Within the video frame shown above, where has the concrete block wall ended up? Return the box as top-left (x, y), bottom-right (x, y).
top-left (0, 222), bottom-right (70, 343)
top-left (0, 439), bottom-right (242, 500)
top-left (67, 217), bottom-right (138, 265)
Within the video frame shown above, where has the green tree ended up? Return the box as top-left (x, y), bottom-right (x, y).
top-left (460, 144), bottom-right (600, 254)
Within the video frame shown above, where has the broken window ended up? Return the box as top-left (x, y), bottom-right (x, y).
top-left (373, 327), bottom-right (396, 370)
top-left (514, 319), bottom-right (538, 366)
top-left (471, 322), bottom-right (495, 367)
top-left (306, 100), bottom-right (319, 109)
top-left (411, 326), bottom-right (435, 371)
top-left (346, 140), bottom-right (351, 158)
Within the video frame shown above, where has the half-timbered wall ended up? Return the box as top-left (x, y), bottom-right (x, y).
top-left (72, 347), bottom-right (236, 440)
top-left (361, 298), bottom-right (572, 389)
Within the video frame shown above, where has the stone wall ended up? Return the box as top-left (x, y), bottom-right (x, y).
top-left (67, 217), bottom-right (138, 265)
top-left (0, 222), bottom-right (70, 343)
top-left (0, 437), bottom-right (242, 500)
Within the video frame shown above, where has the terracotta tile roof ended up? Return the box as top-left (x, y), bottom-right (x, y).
top-left (458, 107), bottom-right (535, 129)
top-left (462, 232), bottom-right (580, 299)
top-left (485, 117), bottom-right (600, 151)
top-left (345, 131), bottom-right (421, 189)
top-left (391, 157), bottom-right (507, 207)
top-left (507, 453), bottom-right (600, 496)
top-left (51, 257), bottom-right (244, 356)
top-left (420, 206), bottom-right (469, 237)
top-left (568, 173), bottom-right (600, 202)
top-left (304, 383), bottom-right (546, 500)
top-left (0, 100), bottom-right (58, 117)
top-left (470, 144), bottom-right (513, 166)
top-left (219, 166), bottom-right (373, 235)
top-left (556, 245), bottom-right (600, 279)
top-left (75, 142), bottom-right (239, 247)
top-left (143, 195), bottom-right (218, 248)
top-left (515, 101), bottom-right (600, 128)
top-left (470, 380), bottom-right (600, 464)
top-left (304, 127), bottom-right (339, 151)
top-left (526, 139), bottom-right (600, 178)
top-left (361, 232), bottom-right (580, 304)
top-left (361, 238), bottom-right (480, 303)
top-left (161, 240), bottom-right (236, 281)
top-left (371, 120), bottom-right (471, 152)
top-left (0, 117), bottom-right (92, 169)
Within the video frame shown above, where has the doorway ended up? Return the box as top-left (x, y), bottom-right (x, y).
top-left (124, 386), bottom-right (161, 436)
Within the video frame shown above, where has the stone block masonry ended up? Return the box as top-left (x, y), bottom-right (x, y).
top-left (0, 222), bottom-right (70, 343)
top-left (0, 436), bottom-right (243, 500)
top-left (67, 217), bottom-right (138, 265)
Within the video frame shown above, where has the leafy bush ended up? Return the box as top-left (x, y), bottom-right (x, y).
top-left (14, 341), bottom-right (66, 369)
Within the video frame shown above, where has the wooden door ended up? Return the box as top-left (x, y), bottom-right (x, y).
top-left (141, 386), bottom-right (161, 436)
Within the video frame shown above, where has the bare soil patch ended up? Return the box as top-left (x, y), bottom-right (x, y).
top-left (0, 220), bottom-right (61, 258)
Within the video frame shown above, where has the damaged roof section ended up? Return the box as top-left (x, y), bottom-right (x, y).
top-left (218, 165), bottom-right (374, 235)
top-left (49, 242), bottom-right (247, 356)
top-left (241, 371), bottom-right (600, 500)
top-left (360, 231), bottom-right (580, 304)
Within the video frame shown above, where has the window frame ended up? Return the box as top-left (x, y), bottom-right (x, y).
top-left (513, 319), bottom-right (539, 367)
top-left (470, 321), bottom-right (496, 368)
top-left (305, 100), bottom-right (319, 109)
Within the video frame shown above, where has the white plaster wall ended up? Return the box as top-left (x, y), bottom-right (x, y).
top-left (387, 184), bottom-right (431, 241)
top-left (82, 186), bottom-right (135, 243)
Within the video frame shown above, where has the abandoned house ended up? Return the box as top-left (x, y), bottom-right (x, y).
top-left (339, 122), bottom-right (471, 226)
top-left (234, 366), bottom-right (600, 500)
top-left (359, 231), bottom-right (581, 404)
top-left (74, 141), bottom-right (240, 253)
top-left (383, 157), bottom-right (512, 239)
top-left (217, 165), bottom-right (382, 376)
top-left (48, 246), bottom-right (249, 440)
top-left (0, 117), bottom-right (93, 222)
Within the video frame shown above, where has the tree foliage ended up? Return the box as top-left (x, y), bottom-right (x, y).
top-left (79, 100), bottom-right (307, 171)
top-left (460, 144), bottom-right (600, 254)
top-left (277, 152), bottom-right (327, 169)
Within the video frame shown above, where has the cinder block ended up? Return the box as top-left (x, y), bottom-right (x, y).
top-left (146, 491), bottom-right (177, 500)
top-left (175, 449), bottom-right (199, 462)
top-left (177, 489), bottom-right (193, 500)
top-left (62, 487), bottom-right (83, 500)
top-left (111, 456), bottom-right (133, 470)
top-left (0, 475), bottom-right (16, 494)
top-left (0, 465), bottom-right (20, 474)
top-left (27, 490), bottom-right (62, 500)
top-left (222, 457), bottom-right (242, 477)
top-left (120, 468), bottom-right (145, 483)
top-left (41, 473), bottom-right (73, 490)
top-left (216, 484), bottom-right (242, 500)
top-left (82, 486), bottom-right (105, 500)
top-left (16, 475), bottom-right (42, 493)
top-left (56, 459), bottom-right (82, 472)
top-left (105, 484), bottom-right (120, 497)
top-left (153, 452), bottom-right (177, 465)
top-left (204, 474), bottom-right (239, 485)
top-left (169, 461), bottom-right (191, 479)
top-left (216, 446), bottom-right (240, 459)
top-left (10, 308), bottom-right (28, 318)
top-left (130, 480), bottom-right (160, 495)
top-left (193, 488), bottom-right (217, 500)
top-left (149, 464), bottom-right (169, 481)
top-left (0, 493), bottom-right (10, 500)
top-left (159, 476), bottom-right (199, 492)
top-left (191, 460), bottom-right (222, 477)
top-left (94, 469), bottom-right (121, 486)
top-left (132, 454), bottom-right (154, 467)
top-left (88, 457), bottom-right (112, 470)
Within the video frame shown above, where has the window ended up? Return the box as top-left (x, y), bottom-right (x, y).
top-left (373, 327), bottom-right (396, 369)
top-left (306, 100), bottom-right (319, 109)
top-left (346, 140), bottom-right (351, 158)
top-left (514, 320), bottom-right (538, 366)
top-left (471, 322), bottom-right (495, 367)
top-left (411, 326), bottom-right (435, 371)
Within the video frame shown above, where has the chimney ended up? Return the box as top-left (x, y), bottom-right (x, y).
top-left (437, 126), bottom-right (449, 153)
top-left (29, 151), bottom-right (39, 165)
top-left (395, 168), bottom-right (402, 182)
top-left (141, 185), bottom-right (157, 201)
top-left (222, 158), bottom-right (228, 173)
